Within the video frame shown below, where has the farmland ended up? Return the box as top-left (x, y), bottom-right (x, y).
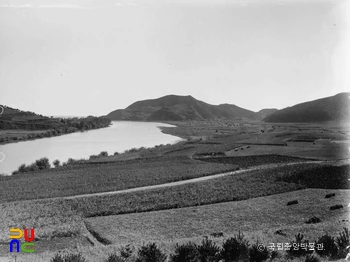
top-left (0, 119), bottom-right (349, 261)
top-left (0, 156), bottom-right (239, 202)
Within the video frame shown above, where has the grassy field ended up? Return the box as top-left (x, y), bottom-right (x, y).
top-left (0, 162), bottom-right (347, 243)
top-left (67, 163), bottom-right (348, 218)
top-left (0, 156), bottom-right (239, 202)
top-left (1, 188), bottom-right (348, 262)
top-left (85, 188), bottom-right (349, 247)
top-left (225, 142), bottom-right (350, 160)
top-left (0, 120), bottom-right (349, 261)
top-left (1, 162), bottom-right (340, 242)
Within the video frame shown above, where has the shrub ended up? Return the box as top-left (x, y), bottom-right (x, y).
top-left (89, 154), bottom-right (98, 160)
top-left (50, 253), bottom-right (87, 262)
top-left (170, 242), bottom-right (199, 262)
top-left (18, 164), bottom-right (27, 173)
top-left (120, 244), bottom-right (135, 259)
top-left (104, 252), bottom-right (124, 262)
top-left (196, 237), bottom-right (221, 262)
top-left (315, 234), bottom-right (338, 258)
top-left (210, 232), bottom-right (224, 238)
top-left (336, 228), bottom-right (350, 258)
top-left (35, 157), bottom-right (51, 170)
top-left (305, 254), bottom-right (321, 262)
top-left (286, 233), bottom-right (312, 258)
top-left (53, 159), bottom-right (60, 168)
top-left (27, 163), bottom-right (39, 172)
top-left (275, 230), bottom-right (286, 236)
top-left (220, 232), bottom-right (250, 262)
top-left (287, 200), bottom-right (298, 206)
top-left (51, 253), bottom-right (64, 262)
top-left (125, 148), bottom-right (138, 153)
top-left (249, 241), bottom-right (269, 262)
top-left (325, 193), bottom-right (335, 198)
top-left (135, 243), bottom-right (167, 262)
top-left (305, 216), bottom-right (321, 224)
top-left (330, 204), bottom-right (343, 210)
top-left (99, 151), bottom-right (108, 157)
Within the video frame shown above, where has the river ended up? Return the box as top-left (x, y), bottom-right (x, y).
top-left (0, 121), bottom-right (182, 175)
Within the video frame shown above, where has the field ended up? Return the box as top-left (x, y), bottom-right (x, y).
top-left (0, 119), bottom-right (349, 261)
top-left (85, 188), bottom-right (349, 248)
top-left (0, 156), bottom-right (240, 202)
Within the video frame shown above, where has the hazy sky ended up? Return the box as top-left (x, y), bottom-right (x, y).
top-left (0, 0), bottom-right (349, 116)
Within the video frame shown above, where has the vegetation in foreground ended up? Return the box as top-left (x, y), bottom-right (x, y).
top-left (0, 156), bottom-right (239, 202)
top-left (0, 163), bottom-right (347, 244)
top-left (49, 229), bottom-right (349, 262)
top-left (69, 163), bottom-right (348, 218)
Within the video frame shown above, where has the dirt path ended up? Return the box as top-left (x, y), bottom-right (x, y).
top-left (59, 160), bottom-right (331, 200)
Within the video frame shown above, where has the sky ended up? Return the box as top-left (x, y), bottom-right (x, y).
top-left (0, 0), bottom-right (349, 116)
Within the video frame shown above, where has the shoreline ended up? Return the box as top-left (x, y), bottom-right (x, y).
top-left (0, 124), bottom-right (113, 146)
top-left (0, 121), bottom-right (185, 176)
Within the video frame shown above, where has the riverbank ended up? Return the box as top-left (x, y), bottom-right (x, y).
top-left (0, 122), bottom-right (112, 146)
top-left (0, 121), bottom-right (183, 175)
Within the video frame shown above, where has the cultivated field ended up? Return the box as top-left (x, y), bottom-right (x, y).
top-left (0, 120), bottom-right (349, 262)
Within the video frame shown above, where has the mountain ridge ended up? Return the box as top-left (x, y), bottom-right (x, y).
top-left (107, 94), bottom-right (275, 121)
top-left (107, 93), bottom-right (349, 122)
top-left (264, 92), bottom-right (350, 122)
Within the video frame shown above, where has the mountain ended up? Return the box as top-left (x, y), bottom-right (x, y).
top-left (107, 95), bottom-right (261, 121)
top-left (264, 93), bottom-right (350, 123)
top-left (0, 105), bottom-right (111, 130)
top-left (255, 109), bottom-right (278, 120)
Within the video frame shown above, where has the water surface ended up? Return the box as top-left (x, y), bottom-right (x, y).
top-left (0, 121), bottom-right (181, 175)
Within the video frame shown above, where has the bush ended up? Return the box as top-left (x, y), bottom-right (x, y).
top-left (325, 193), bottom-right (335, 198)
top-left (196, 237), bottom-right (221, 262)
top-left (305, 216), bottom-right (321, 224)
top-left (99, 151), bottom-right (108, 157)
top-left (135, 243), bottom-right (167, 262)
top-left (315, 234), bottom-right (338, 258)
top-left (104, 252), bottom-right (124, 262)
top-left (336, 228), bottom-right (350, 258)
top-left (35, 157), bottom-right (51, 170)
top-left (18, 164), bottom-right (27, 173)
top-left (170, 242), bottom-right (199, 262)
top-left (330, 204), bottom-right (343, 210)
top-left (210, 232), bottom-right (224, 238)
top-left (50, 253), bottom-right (87, 262)
top-left (27, 163), bottom-right (39, 172)
top-left (53, 159), bottom-right (60, 168)
top-left (305, 254), bottom-right (321, 262)
top-left (287, 200), bottom-right (298, 206)
top-left (249, 241), bottom-right (269, 262)
top-left (286, 233), bottom-right (312, 258)
top-left (220, 232), bottom-right (250, 262)
top-left (120, 244), bottom-right (135, 259)
top-left (89, 154), bottom-right (98, 160)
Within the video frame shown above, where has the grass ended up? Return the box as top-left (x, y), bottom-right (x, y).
top-left (0, 156), bottom-right (238, 202)
top-left (0, 120), bottom-right (348, 261)
top-left (84, 188), bottom-right (349, 247)
top-left (0, 198), bottom-right (85, 242)
top-left (0, 187), bottom-right (348, 260)
top-left (1, 162), bottom-right (338, 243)
top-left (195, 154), bottom-right (310, 168)
top-left (67, 162), bottom-right (329, 218)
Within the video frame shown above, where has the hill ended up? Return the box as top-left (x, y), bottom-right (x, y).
top-left (107, 95), bottom-right (268, 121)
top-left (0, 105), bottom-right (111, 144)
top-left (255, 108), bottom-right (278, 120)
top-left (264, 93), bottom-right (350, 123)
